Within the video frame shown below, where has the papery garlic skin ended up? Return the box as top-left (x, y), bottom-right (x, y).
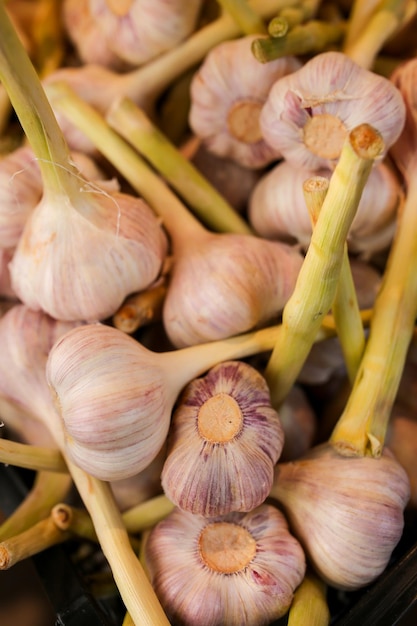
top-left (163, 232), bottom-right (303, 348)
top-left (278, 385), bottom-right (317, 462)
top-left (46, 323), bottom-right (177, 481)
top-left (63, 0), bottom-right (130, 70)
top-left (161, 361), bottom-right (283, 517)
top-left (145, 504), bottom-right (306, 626)
top-left (249, 159), bottom-right (400, 255)
top-left (189, 35), bottom-right (302, 169)
top-left (10, 187), bottom-right (168, 322)
top-left (0, 248), bottom-right (16, 299)
top-left (260, 51), bottom-right (406, 171)
top-left (0, 304), bottom-right (81, 422)
top-left (271, 443), bottom-right (410, 590)
top-left (88, 0), bottom-right (203, 66)
top-left (0, 146), bottom-right (42, 248)
top-left (390, 57), bottom-right (417, 179)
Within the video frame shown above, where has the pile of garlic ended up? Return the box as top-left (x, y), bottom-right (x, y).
top-left (1, 1), bottom-right (417, 626)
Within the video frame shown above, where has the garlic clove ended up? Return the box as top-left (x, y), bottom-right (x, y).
top-left (161, 360), bottom-right (284, 517)
top-left (9, 188), bottom-right (168, 322)
top-left (163, 230), bottom-right (303, 347)
top-left (189, 35), bottom-right (302, 169)
top-left (260, 51), bottom-right (406, 171)
top-left (144, 504), bottom-right (306, 626)
top-left (270, 443), bottom-right (410, 590)
top-left (88, 0), bottom-right (204, 66)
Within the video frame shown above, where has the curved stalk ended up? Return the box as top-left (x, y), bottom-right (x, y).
top-left (287, 569), bottom-right (330, 626)
top-left (330, 174), bottom-right (417, 456)
top-left (0, 4), bottom-right (81, 199)
top-left (106, 97), bottom-right (253, 235)
top-left (0, 437), bottom-right (67, 473)
top-left (264, 124), bottom-right (384, 408)
top-left (113, 281), bottom-right (168, 334)
top-left (217, 0), bottom-right (268, 34)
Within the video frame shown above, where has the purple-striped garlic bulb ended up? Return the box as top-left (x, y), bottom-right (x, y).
top-left (389, 57), bottom-right (417, 181)
top-left (260, 51), bottom-right (406, 171)
top-left (189, 35), bottom-right (302, 169)
top-left (162, 228), bottom-right (303, 348)
top-left (9, 185), bottom-right (168, 322)
top-left (270, 443), bottom-right (410, 590)
top-left (161, 361), bottom-right (284, 517)
top-left (248, 158), bottom-right (401, 256)
top-left (144, 504), bottom-right (306, 626)
top-left (88, 0), bottom-right (203, 66)
top-left (46, 321), bottom-right (282, 481)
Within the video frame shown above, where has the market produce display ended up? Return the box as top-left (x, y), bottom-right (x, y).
top-left (1, 1), bottom-right (417, 625)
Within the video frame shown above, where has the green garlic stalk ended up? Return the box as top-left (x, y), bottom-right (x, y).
top-left (267, 0), bottom-right (322, 37)
top-left (0, 438), bottom-right (66, 473)
top-left (264, 124), bottom-right (384, 408)
top-left (106, 96), bottom-right (253, 235)
top-left (251, 19), bottom-right (346, 63)
top-left (217, 0), bottom-right (268, 34)
top-left (303, 176), bottom-right (365, 384)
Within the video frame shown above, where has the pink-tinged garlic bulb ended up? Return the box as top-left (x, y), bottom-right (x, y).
top-left (386, 403), bottom-right (417, 509)
top-left (270, 443), bottom-right (410, 590)
top-left (9, 186), bottom-right (168, 322)
top-left (0, 304), bottom-right (81, 423)
top-left (144, 504), bottom-right (306, 626)
top-left (390, 57), bottom-right (417, 180)
top-left (88, 0), bottom-right (203, 66)
top-left (163, 229), bottom-right (303, 348)
top-left (260, 51), bottom-right (406, 171)
top-left (62, 0), bottom-right (130, 70)
top-left (0, 248), bottom-right (16, 299)
top-left (161, 361), bottom-right (283, 517)
top-left (278, 385), bottom-right (317, 462)
top-left (189, 35), bottom-right (302, 169)
top-left (249, 159), bottom-right (401, 255)
top-left (46, 321), bottom-right (283, 481)
top-left (0, 146), bottom-right (42, 248)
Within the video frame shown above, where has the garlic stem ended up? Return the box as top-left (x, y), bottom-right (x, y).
top-left (0, 470), bottom-right (72, 541)
top-left (113, 0), bottom-right (301, 105)
top-left (0, 511), bottom-right (71, 570)
top-left (106, 97), bottom-right (252, 235)
top-left (330, 174), bottom-right (417, 457)
top-left (45, 81), bottom-right (225, 244)
top-left (0, 4), bottom-right (81, 199)
top-left (287, 570), bottom-right (330, 626)
top-left (216, 0), bottom-right (268, 34)
top-left (0, 84), bottom-right (11, 136)
top-left (113, 281), bottom-right (168, 334)
top-left (267, 0), bottom-right (322, 36)
top-left (122, 495), bottom-right (175, 534)
top-left (251, 19), bottom-right (346, 63)
top-left (304, 176), bottom-right (365, 383)
top-left (264, 124), bottom-right (384, 408)
top-left (0, 437), bottom-right (67, 473)
top-left (343, 0), bottom-right (414, 69)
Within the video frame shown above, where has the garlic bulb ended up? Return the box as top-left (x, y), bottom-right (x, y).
top-left (390, 57), bottom-right (417, 180)
top-left (62, 0), bottom-right (131, 70)
top-left (9, 186), bottom-right (168, 322)
top-left (144, 504), bottom-right (306, 626)
top-left (162, 228), bottom-right (303, 347)
top-left (88, 0), bottom-right (204, 66)
top-left (260, 51), bottom-right (406, 171)
top-left (278, 385), bottom-right (317, 462)
top-left (386, 404), bottom-right (417, 510)
top-left (0, 248), bottom-right (15, 299)
top-left (0, 146), bottom-right (42, 248)
top-left (46, 321), bottom-right (283, 481)
top-left (270, 443), bottom-right (410, 590)
top-left (189, 35), bottom-right (302, 168)
top-left (249, 159), bottom-right (401, 255)
top-left (0, 304), bottom-right (81, 423)
top-left (161, 360), bottom-right (283, 517)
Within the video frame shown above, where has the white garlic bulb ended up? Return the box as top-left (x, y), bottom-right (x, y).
top-left (88, 0), bottom-right (203, 66)
top-left (9, 187), bottom-right (168, 322)
top-left (144, 504), bottom-right (306, 626)
top-left (249, 159), bottom-right (400, 255)
top-left (163, 230), bottom-right (303, 347)
top-left (0, 247), bottom-right (15, 299)
top-left (161, 360), bottom-right (284, 517)
top-left (270, 443), bottom-right (410, 590)
top-left (260, 51), bottom-right (406, 171)
top-left (189, 35), bottom-right (302, 169)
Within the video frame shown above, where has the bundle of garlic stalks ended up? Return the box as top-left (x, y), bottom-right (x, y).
top-left (1, 0), bottom-right (417, 624)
